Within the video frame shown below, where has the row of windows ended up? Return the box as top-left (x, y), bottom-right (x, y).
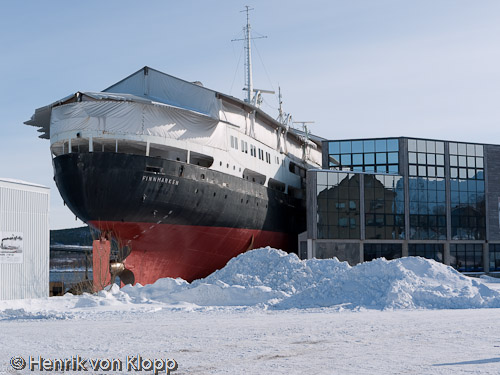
top-left (331, 165), bottom-right (399, 174)
top-left (408, 244), bottom-right (443, 262)
top-left (450, 168), bottom-right (484, 180)
top-left (364, 243), bottom-right (402, 262)
top-left (409, 190), bottom-right (446, 203)
top-left (408, 178), bottom-right (446, 191)
top-left (450, 191), bottom-right (485, 206)
top-left (331, 152), bottom-right (398, 166)
top-left (331, 140), bottom-right (485, 181)
top-left (329, 139), bottom-right (399, 154)
top-left (409, 202), bottom-right (446, 216)
top-left (409, 165), bottom-right (445, 178)
top-left (365, 214), bottom-right (404, 227)
top-left (490, 244), bottom-right (500, 272)
top-left (450, 155), bottom-right (483, 168)
top-left (408, 139), bottom-right (445, 154)
top-left (230, 135), bottom-right (277, 165)
top-left (450, 243), bottom-right (483, 272)
top-left (360, 242), bottom-right (495, 271)
top-left (449, 143), bottom-right (483, 157)
top-left (317, 225), bottom-right (360, 240)
top-left (408, 152), bottom-right (445, 166)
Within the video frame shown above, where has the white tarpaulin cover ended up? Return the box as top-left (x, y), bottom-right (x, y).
top-left (104, 67), bottom-right (221, 119)
top-left (51, 100), bottom-right (224, 148)
top-left (25, 66), bottom-right (323, 164)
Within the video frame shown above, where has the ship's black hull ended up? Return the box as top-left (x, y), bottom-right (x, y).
top-left (53, 152), bottom-right (306, 282)
top-left (53, 152), bottom-right (305, 233)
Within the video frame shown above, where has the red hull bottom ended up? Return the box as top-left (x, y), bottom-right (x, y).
top-left (89, 221), bottom-right (291, 284)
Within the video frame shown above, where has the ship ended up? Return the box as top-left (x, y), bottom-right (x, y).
top-left (25, 9), bottom-right (323, 285)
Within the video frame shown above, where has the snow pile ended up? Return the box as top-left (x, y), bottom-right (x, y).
top-left (110, 247), bottom-right (500, 310)
top-left (1, 247), bottom-right (500, 318)
top-left (201, 247), bottom-right (350, 295)
top-left (275, 255), bottom-right (500, 310)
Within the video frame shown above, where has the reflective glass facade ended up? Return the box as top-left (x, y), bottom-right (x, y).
top-left (310, 136), bottom-right (500, 273)
top-left (317, 172), bottom-right (360, 239)
top-left (408, 177), bottom-right (446, 240)
top-left (408, 244), bottom-right (443, 262)
top-left (364, 243), bottom-right (402, 262)
top-left (408, 139), bottom-right (447, 240)
top-left (364, 174), bottom-right (404, 240)
top-left (450, 243), bottom-right (484, 272)
top-left (449, 142), bottom-right (485, 240)
top-left (490, 244), bottom-right (500, 272)
top-left (328, 138), bottom-right (399, 173)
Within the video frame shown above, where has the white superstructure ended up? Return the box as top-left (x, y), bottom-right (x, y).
top-left (26, 67), bottom-right (322, 196)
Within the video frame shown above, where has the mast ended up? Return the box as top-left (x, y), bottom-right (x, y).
top-left (232, 6), bottom-right (267, 105)
top-left (244, 5), bottom-right (253, 104)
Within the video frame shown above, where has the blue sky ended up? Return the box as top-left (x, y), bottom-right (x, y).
top-left (1, 1), bottom-right (500, 229)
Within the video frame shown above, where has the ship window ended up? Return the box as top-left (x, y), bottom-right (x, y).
top-left (258, 149), bottom-right (264, 160)
top-left (250, 145), bottom-right (256, 157)
top-left (241, 140), bottom-right (248, 153)
top-left (230, 135), bottom-right (239, 150)
top-left (145, 166), bottom-right (164, 174)
top-left (289, 161), bottom-right (306, 177)
top-left (190, 152), bottom-right (213, 168)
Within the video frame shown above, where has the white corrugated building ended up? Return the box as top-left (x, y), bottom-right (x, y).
top-left (0, 179), bottom-right (49, 300)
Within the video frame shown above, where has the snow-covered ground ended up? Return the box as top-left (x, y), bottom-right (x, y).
top-left (2, 248), bottom-right (500, 374)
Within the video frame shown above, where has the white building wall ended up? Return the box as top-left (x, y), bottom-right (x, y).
top-left (0, 179), bottom-right (49, 300)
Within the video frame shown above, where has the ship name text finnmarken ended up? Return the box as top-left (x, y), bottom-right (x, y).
top-left (142, 175), bottom-right (180, 185)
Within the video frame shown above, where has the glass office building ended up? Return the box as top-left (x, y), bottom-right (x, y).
top-left (305, 137), bottom-right (500, 273)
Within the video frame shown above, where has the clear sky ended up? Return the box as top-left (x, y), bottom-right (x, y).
top-left (1, 1), bottom-right (500, 229)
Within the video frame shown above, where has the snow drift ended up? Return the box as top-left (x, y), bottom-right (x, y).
top-left (1, 248), bottom-right (500, 319)
top-left (113, 247), bottom-right (500, 310)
